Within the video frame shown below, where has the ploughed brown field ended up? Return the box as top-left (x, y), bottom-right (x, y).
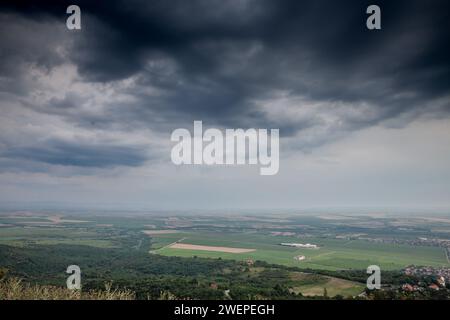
top-left (169, 243), bottom-right (256, 253)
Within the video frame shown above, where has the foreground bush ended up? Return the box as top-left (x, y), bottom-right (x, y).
top-left (0, 277), bottom-right (135, 300)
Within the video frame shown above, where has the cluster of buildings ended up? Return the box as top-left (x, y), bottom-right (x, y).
top-left (350, 236), bottom-right (450, 249)
top-left (402, 266), bottom-right (450, 292)
top-left (401, 281), bottom-right (445, 292)
top-left (407, 237), bottom-right (450, 248)
top-left (404, 265), bottom-right (450, 281)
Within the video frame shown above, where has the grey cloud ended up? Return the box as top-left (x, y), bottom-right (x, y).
top-left (1, 139), bottom-right (148, 169)
top-left (2, 1), bottom-right (450, 211)
top-left (0, 0), bottom-right (449, 163)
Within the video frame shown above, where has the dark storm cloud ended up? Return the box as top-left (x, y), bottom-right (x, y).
top-left (1, 0), bottom-right (450, 161)
top-left (1, 139), bottom-right (148, 168)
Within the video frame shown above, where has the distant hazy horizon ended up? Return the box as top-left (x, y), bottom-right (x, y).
top-left (1, 202), bottom-right (450, 217)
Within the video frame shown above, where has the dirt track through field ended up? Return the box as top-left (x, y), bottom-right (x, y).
top-left (169, 243), bottom-right (256, 253)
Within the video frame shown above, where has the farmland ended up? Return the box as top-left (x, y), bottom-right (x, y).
top-left (1, 210), bottom-right (450, 299)
top-left (151, 231), bottom-right (449, 271)
top-left (2, 211), bottom-right (449, 271)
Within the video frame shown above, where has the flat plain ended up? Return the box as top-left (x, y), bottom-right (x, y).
top-left (1, 211), bottom-right (450, 298)
top-left (152, 231), bottom-right (449, 270)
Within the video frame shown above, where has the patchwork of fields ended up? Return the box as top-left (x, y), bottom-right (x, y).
top-left (2, 211), bottom-right (450, 272)
top-left (150, 231), bottom-right (450, 271)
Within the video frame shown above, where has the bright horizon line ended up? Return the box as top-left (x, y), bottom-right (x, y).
top-left (1, 202), bottom-right (450, 216)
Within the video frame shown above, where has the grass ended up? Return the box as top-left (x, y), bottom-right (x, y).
top-left (0, 227), bottom-right (97, 238)
top-left (0, 277), bottom-right (135, 300)
top-left (292, 277), bottom-right (365, 297)
top-left (0, 227), bottom-right (116, 248)
top-left (31, 239), bottom-right (117, 248)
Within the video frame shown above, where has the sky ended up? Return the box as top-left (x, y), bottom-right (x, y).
top-left (0, 0), bottom-right (449, 212)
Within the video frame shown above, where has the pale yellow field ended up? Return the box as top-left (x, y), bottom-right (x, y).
top-left (143, 230), bottom-right (180, 235)
top-left (169, 243), bottom-right (256, 253)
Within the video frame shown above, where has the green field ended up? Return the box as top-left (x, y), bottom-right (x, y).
top-left (151, 231), bottom-right (450, 270)
top-left (292, 278), bottom-right (364, 297)
top-left (288, 271), bottom-right (365, 297)
top-left (0, 226), bottom-right (116, 248)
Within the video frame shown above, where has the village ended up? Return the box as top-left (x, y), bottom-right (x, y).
top-left (401, 266), bottom-right (450, 292)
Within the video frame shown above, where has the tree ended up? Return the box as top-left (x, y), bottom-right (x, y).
top-left (0, 268), bottom-right (8, 279)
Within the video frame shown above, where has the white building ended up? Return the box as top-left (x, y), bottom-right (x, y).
top-left (280, 243), bottom-right (318, 249)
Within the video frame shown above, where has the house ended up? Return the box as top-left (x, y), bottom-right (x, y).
top-left (428, 283), bottom-right (440, 291)
top-left (210, 282), bottom-right (218, 290)
top-left (245, 259), bottom-right (255, 266)
top-left (437, 276), bottom-right (446, 287)
top-left (402, 284), bottom-right (414, 292)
